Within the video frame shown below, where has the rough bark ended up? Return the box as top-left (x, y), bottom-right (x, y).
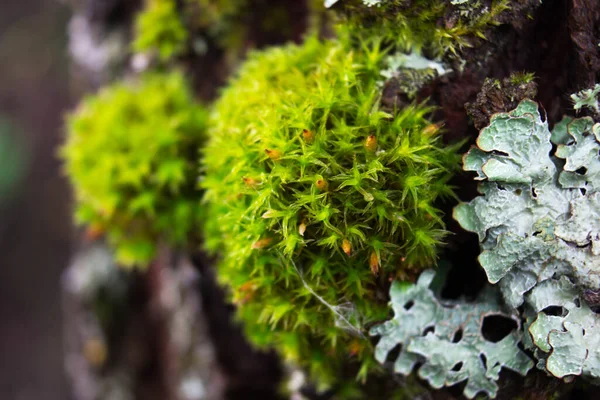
top-left (63, 243), bottom-right (226, 400)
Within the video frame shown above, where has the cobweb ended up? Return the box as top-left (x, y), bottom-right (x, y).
top-left (290, 260), bottom-right (364, 337)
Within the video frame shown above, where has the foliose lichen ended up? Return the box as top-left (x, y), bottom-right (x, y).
top-left (571, 84), bottom-right (600, 114)
top-left (524, 277), bottom-right (600, 381)
top-left (370, 269), bottom-right (533, 399)
top-left (380, 52), bottom-right (451, 99)
top-left (454, 100), bottom-right (600, 307)
top-left (454, 99), bottom-right (600, 382)
top-left (61, 72), bottom-right (207, 267)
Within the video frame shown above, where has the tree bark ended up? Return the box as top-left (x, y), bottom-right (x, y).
top-left (62, 0), bottom-right (600, 399)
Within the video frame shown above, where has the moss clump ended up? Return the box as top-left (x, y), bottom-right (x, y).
top-left (201, 37), bottom-right (460, 383)
top-left (332, 0), bottom-right (530, 59)
top-left (62, 72), bottom-right (207, 267)
top-left (133, 0), bottom-right (188, 61)
top-left (133, 0), bottom-right (299, 65)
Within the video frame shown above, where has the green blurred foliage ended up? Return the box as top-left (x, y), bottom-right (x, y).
top-left (61, 72), bottom-right (208, 267)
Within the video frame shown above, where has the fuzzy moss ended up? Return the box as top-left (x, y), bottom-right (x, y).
top-left (133, 0), bottom-right (249, 62)
top-left (62, 72), bottom-right (207, 267)
top-left (134, 0), bottom-right (299, 64)
top-left (201, 37), bottom-right (460, 383)
top-left (133, 0), bottom-right (189, 61)
top-left (332, 0), bottom-right (514, 59)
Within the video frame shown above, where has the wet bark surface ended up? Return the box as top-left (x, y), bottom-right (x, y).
top-left (192, 253), bottom-right (284, 400)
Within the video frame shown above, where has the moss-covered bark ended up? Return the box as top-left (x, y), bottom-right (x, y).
top-left (62, 0), bottom-right (600, 399)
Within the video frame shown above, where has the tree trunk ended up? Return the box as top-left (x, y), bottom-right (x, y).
top-left (62, 0), bottom-right (600, 399)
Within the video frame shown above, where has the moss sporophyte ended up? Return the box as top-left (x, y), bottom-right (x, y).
top-left (201, 37), bottom-right (461, 383)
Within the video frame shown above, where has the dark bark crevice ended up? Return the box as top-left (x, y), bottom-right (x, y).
top-left (569, 0), bottom-right (600, 91)
top-left (191, 252), bottom-right (284, 400)
top-left (420, 0), bottom-right (575, 145)
top-left (183, 0), bottom-right (311, 101)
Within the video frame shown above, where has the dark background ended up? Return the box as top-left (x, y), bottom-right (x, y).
top-left (0, 0), bottom-right (72, 398)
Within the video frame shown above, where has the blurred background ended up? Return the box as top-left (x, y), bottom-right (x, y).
top-left (0, 0), bottom-right (72, 398)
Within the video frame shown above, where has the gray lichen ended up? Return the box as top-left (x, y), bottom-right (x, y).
top-left (454, 100), bottom-right (600, 308)
top-left (571, 84), bottom-right (600, 114)
top-left (380, 52), bottom-right (450, 98)
top-left (454, 99), bottom-right (600, 382)
top-left (525, 277), bottom-right (600, 381)
top-left (370, 269), bottom-right (533, 399)
top-left (555, 119), bottom-right (600, 192)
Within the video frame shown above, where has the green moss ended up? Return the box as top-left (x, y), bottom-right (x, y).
top-left (133, 0), bottom-right (252, 62)
top-left (201, 37), bottom-right (460, 384)
top-left (333, 0), bottom-right (514, 59)
top-left (133, 0), bottom-right (303, 68)
top-left (0, 116), bottom-right (26, 200)
top-left (189, 0), bottom-right (245, 26)
top-left (133, 0), bottom-right (189, 62)
top-left (509, 71), bottom-right (536, 86)
top-left (61, 72), bottom-right (207, 267)
top-left (571, 83), bottom-right (600, 114)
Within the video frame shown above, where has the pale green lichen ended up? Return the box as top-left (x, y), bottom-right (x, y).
top-left (382, 52), bottom-right (449, 77)
top-left (454, 100), bottom-right (600, 309)
top-left (525, 277), bottom-right (600, 381)
top-left (370, 269), bottom-right (533, 399)
top-left (555, 120), bottom-right (600, 192)
top-left (454, 100), bottom-right (600, 382)
top-left (363, 0), bottom-right (384, 6)
top-left (380, 52), bottom-right (450, 98)
top-left (571, 84), bottom-right (600, 114)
